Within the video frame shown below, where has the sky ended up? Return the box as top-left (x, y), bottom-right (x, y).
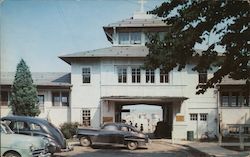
top-left (0, 0), bottom-right (166, 72)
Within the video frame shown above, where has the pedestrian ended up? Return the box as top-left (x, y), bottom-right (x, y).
top-left (135, 123), bottom-right (138, 128)
top-left (140, 124), bottom-right (144, 132)
top-left (129, 121), bottom-right (133, 126)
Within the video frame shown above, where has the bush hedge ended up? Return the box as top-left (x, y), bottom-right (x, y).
top-left (60, 122), bottom-right (79, 139)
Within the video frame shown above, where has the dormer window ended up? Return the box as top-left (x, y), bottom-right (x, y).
top-left (118, 32), bottom-right (141, 45)
top-left (119, 33), bottom-right (129, 45)
top-left (130, 32), bottom-right (141, 44)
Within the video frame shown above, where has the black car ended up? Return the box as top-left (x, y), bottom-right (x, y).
top-left (1, 115), bottom-right (67, 154)
top-left (77, 123), bottom-right (149, 150)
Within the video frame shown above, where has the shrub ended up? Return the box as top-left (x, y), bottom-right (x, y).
top-left (60, 122), bottom-right (79, 139)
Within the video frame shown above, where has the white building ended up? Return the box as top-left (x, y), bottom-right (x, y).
top-left (58, 11), bottom-right (219, 140)
top-left (1, 10), bottom-right (249, 141)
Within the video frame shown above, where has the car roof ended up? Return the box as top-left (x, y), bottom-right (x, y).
top-left (1, 115), bottom-right (49, 125)
top-left (103, 123), bottom-right (131, 127)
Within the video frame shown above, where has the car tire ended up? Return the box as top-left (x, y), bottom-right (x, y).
top-left (4, 152), bottom-right (21, 157)
top-left (80, 136), bottom-right (91, 147)
top-left (127, 141), bottom-right (138, 150)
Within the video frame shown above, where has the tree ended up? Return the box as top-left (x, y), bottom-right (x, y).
top-left (9, 59), bottom-right (40, 116)
top-left (145, 0), bottom-right (250, 94)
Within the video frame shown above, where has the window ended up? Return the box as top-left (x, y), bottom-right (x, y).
top-left (130, 32), bottom-right (141, 44)
top-left (119, 32), bottom-right (142, 45)
top-left (61, 92), bottom-right (69, 106)
top-left (82, 109), bottom-right (91, 127)
top-left (132, 68), bottom-right (141, 83)
top-left (82, 68), bottom-right (91, 83)
top-left (38, 95), bottom-right (44, 106)
top-left (52, 92), bottom-right (60, 106)
top-left (243, 92), bottom-right (250, 106)
top-left (146, 69), bottom-right (155, 83)
top-left (221, 92), bottom-right (229, 107)
top-left (30, 123), bottom-right (43, 132)
top-left (119, 33), bottom-right (129, 44)
top-left (0, 91), bottom-right (8, 106)
top-left (12, 121), bottom-right (30, 131)
top-left (221, 91), bottom-right (248, 107)
top-left (190, 114), bottom-right (198, 121)
top-left (231, 92), bottom-right (239, 107)
top-left (198, 70), bottom-right (207, 83)
top-left (200, 113), bottom-right (208, 121)
top-left (160, 69), bottom-right (169, 83)
top-left (118, 67), bottom-right (127, 83)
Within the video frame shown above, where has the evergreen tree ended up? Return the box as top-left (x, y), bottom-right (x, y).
top-left (10, 59), bottom-right (40, 116)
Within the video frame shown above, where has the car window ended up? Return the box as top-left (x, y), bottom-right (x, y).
top-left (103, 125), bottom-right (118, 131)
top-left (0, 125), bottom-right (5, 133)
top-left (30, 123), bottom-right (43, 132)
top-left (1, 123), bottom-right (13, 134)
top-left (12, 121), bottom-right (30, 131)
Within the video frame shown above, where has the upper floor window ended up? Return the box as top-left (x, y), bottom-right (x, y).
top-left (160, 69), bottom-right (169, 83)
top-left (146, 69), bottom-right (155, 83)
top-left (52, 92), bottom-right (60, 106)
top-left (118, 32), bottom-right (141, 45)
top-left (61, 92), bottom-right (69, 106)
top-left (0, 91), bottom-right (8, 106)
top-left (231, 92), bottom-right (239, 107)
top-left (221, 91), bottom-right (249, 107)
top-left (198, 70), bottom-right (207, 83)
top-left (82, 68), bottom-right (91, 83)
top-left (118, 67), bottom-right (127, 83)
top-left (132, 67), bottom-right (141, 83)
top-left (221, 92), bottom-right (229, 107)
top-left (38, 95), bottom-right (44, 106)
top-left (119, 33), bottom-right (130, 45)
top-left (130, 32), bottom-right (141, 44)
top-left (52, 91), bottom-right (70, 107)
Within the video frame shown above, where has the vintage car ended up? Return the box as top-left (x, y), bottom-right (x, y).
top-left (1, 116), bottom-right (67, 154)
top-left (0, 122), bottom-right (50, 157)
top-left (76, 123), bottom-right (149, 150)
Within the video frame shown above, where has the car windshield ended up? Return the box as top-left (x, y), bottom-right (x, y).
top-left (1, 123), bottom-right (14, 134)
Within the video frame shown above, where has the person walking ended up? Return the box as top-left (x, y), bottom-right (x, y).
top-left (140, 124), bottom-right (144, 132)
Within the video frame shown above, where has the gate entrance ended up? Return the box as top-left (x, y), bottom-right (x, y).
top-left (101, 96), bottom-right (187, 139)
top-left (115, 103), bottom-right (173, 139)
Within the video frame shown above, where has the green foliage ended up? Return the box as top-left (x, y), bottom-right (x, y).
top-left (145, 0), bottom-right (250, 94)
top-left (9, 59), bottom-right (40, 116)
top-left (60, 122), bottom-right (79, 139)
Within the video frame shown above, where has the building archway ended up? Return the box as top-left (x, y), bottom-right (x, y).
top-left (101, 96), bottom-right (186, 139)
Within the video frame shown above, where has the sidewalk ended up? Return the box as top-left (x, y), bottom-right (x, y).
top-left (171, 140), bottom-right (250, 157)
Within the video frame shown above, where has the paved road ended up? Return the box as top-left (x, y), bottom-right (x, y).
top-left (54, 141), bottom-right (208, 157)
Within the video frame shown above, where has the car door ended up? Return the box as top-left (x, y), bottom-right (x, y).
top-left (95, 124), bottom-right (123, 144)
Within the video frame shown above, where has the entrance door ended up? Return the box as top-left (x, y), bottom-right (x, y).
top-left (198, 113), bottom-right (208, 138)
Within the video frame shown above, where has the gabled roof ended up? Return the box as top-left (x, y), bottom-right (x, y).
top-left (59, 46), bottom-right (149, 64)
top-left (0, 72), bottom-right (71, 87)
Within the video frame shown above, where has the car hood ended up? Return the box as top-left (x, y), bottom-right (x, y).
top-left (3, 133), bottom-right (47, 149)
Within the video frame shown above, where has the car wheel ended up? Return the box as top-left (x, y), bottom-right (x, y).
top-left (4, 152), bottom-right (21, 157)
top-left (127, 141), bottom-right (138, 150)
top-left (80, 136), bottom-right (91, 147)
